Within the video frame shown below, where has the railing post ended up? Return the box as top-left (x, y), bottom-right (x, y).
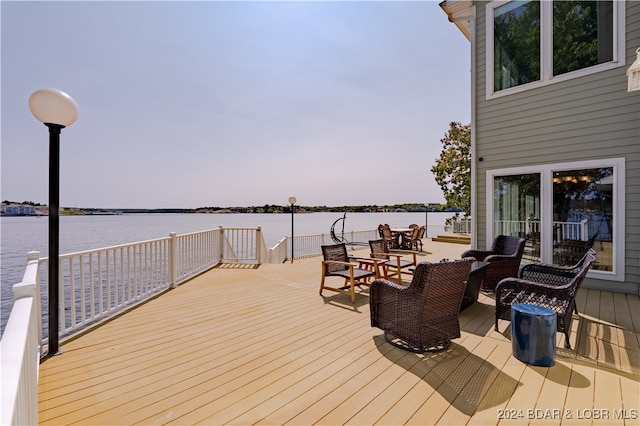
top-left (14, 252), bottom-right (40, 301)
top-left (256, 227), bottom-right (262, 264)
top-left (580, 219), bottom-right (589, 241)
top-left (219, 226), bottom-right (224, 263)
top-left (169, 232), bottom-right (178, 288)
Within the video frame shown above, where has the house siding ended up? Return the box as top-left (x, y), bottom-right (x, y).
top-left (472, 1), bottom-right (639, 294)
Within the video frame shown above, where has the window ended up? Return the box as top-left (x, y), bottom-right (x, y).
top-left (487, 158), bottom-right (625, 281)
top-left (493, 1), bottom-right (541, 92)
top-left (487, 0), bottom-right (625, 98)
top-left (552, 1), bottom-right (613, 75)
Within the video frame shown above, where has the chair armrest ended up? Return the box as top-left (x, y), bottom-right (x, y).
top-left (370, 253), bottom-right (403, 260)
top-left (371, 278), bottom-right (406, 292)
top-left (461, 249), bottom-right (492, 260)
top-left (389, 249), bottom-right (418, 263)
top-left (484, 253), bottom-right (519, 262)
top-left (496, 277), bottom-right (574, 300)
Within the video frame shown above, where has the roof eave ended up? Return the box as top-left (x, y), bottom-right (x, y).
top-left (439, 0), bottom-right (472, 41)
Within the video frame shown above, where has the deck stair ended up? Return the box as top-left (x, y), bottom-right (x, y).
top-left (431, 234), bottom-right (471, 244)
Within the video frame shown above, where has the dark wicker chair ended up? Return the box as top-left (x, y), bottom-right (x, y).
top-left (554, 232), bottom-right (599, 266)
top-left (369, 239), bottom-right (417, 284)
top-left (320, 243), bottom-right (381, 302)
top-left (370, 258), bottom-right (474, 353)
top-left (461, 235), bottom-right (526, 291)
top-left (495, 249), bottom-right (596, 349)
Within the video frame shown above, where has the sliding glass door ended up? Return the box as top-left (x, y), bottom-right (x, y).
top-left (488, 159), bottom-right (623, 281)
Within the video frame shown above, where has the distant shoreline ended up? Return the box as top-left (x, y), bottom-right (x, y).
top-left (3, 202), bottom-right (464, 216)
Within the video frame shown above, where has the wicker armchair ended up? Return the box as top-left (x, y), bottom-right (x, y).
top-left (369, 239), bottom-right (417, 284)
top-left (495, 249), bottom-right (596, 349)
top-left (370, 258), bottom-right (474, 353)
top-left (461, 235), bottom-right (526, 291)
top-left (320, 243), bottom-right (382, 302)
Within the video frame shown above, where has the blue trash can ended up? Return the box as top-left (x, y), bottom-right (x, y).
top-left (511, 303), bottom-right (556, 367)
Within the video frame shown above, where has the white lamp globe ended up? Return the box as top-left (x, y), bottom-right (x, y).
top-left (29, 88), bottom-right (78, 127)
top-left (288, 196), bottom-right (297, 205)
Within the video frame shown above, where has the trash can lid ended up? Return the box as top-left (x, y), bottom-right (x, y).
top-left (512, 303), bottom-right (555, 316)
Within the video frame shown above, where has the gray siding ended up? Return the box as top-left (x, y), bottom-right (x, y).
top-left (472, 1), bottom-right (639, 294)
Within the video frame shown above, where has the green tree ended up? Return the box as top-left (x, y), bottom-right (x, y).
top-left (431, 122), bottom-right (471, 216)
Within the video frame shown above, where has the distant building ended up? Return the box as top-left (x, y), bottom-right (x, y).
top-left (1, 204), bottom-right (38, 216)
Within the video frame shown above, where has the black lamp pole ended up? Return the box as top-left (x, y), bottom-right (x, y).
top-left (30, 88), bottom-right (78, 358)
top-left (47, 123), bottom-right (63, 356)
top-left (288, 196), bottom-right (296, 263)
top-left (425, 203), bottom-right (428, 238)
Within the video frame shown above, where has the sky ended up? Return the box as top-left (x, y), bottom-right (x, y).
top-left (1, 0), bottom-right (470, 209)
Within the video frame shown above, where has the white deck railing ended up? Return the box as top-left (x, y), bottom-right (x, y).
top-left (270, 229), bottom-right (379, 263)
top-left (494, 219), bottom-right (590, 241)
top-left (1, 225), bottom-right (386, 425)
top-left (1, 252), bottom-right (41, 426)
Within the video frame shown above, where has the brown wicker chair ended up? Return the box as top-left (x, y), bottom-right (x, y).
top-left (320, 243), bottom-right (381, 302)
top-left (401, 225), bottom-right (423, 251)
top-left (369, 239), bottom-right (417, 284)
top-left (495, 249), bottom-right (596, 349)
top-left (461, 235), bottom-right (526, 291)
top-left (379, 224), bottom-right (400, 249)
top-left (370, 258), bottom-right (474, 353)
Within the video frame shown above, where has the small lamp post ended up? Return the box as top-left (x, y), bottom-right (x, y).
top-left (288, 196), bottom-right (296, 263)
top-left (424, 203), bottom-right (429, 238)
top-left (29, 88), bottom-right (78, 357)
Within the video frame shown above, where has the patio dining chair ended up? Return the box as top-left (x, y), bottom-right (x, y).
top-left (370, 258), bottom-right (475, 353)
top-left (402, 225), bottom-right (425, 251)
top-left (461, 235), bottom-right (526, 291)
top-left (320, 243), bottom-right (381, 302)
top-left (379, 224), bottom-right (400, 249)
top-left (368, 239), bottom-right (418, 284)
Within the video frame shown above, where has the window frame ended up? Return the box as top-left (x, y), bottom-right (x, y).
top-left (486, 157), bottom-right (626, 282)
top-left (485, 0), bottom-right (626, 99)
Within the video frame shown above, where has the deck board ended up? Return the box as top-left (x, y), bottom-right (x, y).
top-left (37, 241), bottom-right (640, 425)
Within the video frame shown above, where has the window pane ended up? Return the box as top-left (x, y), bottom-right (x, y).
top-left (494, 0), bottom-right (540, 91)
top-left (552, 167), bottom-right (613, 271)
top-left (493, 174), bottom-right (541, 262)
top-left (553, 1), bottom-right (613, 76)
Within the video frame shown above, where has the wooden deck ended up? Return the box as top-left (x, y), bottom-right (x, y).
top-left (38, 240), bottom-right (640, 425)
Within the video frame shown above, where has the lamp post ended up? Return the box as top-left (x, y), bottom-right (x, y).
top-left (424, 203), bottom-right (429, 238)
top-left (288, 196), bottom-right (296, 263)
top-left (29, 88), bottom-right (78, 357)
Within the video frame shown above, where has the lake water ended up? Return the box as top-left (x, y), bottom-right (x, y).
top-left (0, 211), bottom-right (451, 335)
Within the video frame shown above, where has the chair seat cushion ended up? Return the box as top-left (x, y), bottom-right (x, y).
top-left (328, 268), bottom-right (375, 280)
top-left (386, 259), bottom-right (414, 270)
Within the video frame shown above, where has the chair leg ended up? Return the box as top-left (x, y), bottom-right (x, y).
top-left (349, 278), bottom-right (356, 302)
top-left (319, 270), bottom-right (326, 295)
